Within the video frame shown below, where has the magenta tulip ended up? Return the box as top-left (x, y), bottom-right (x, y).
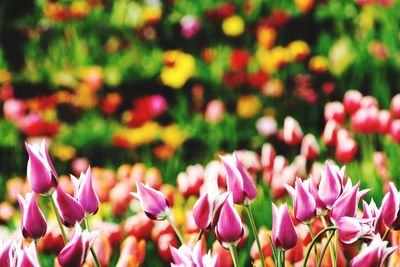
top-left (131, 181), bottom-right (171, 220)
top-left (17, 192), bottom-right (47, 239)
top-left (180, 15), bottom-right (201, 39)
top-left (71, 167), bottom-right (99, 216)
top-left (220, 152), bottom-right (257, 204)
top-left (350, 235), bottom-right (396, 267)
top-left (58, 223), bottom-right (97, 267)
top-left (337, 217), bottom-right (374, 244)
top-left (330, 181), bottom-right (361, 222)
top-left (26, 140), bottom-right (58, 195)
top-left (215, 195), bottom-right (244, 247)
top-left (285, 178), bottom-right (316, 222)
top-left (171, 240), bottom-right (217, 267)
top-left (53, 186), bottom-right (84, 227)
top-left (380, 182), bottom-right (400, 229)
top-left (16, 242), bottom-right (40, 267)
top-left (0, 240), bottom-right (16, 266)
top-left (272, 203), bottom-right (298, 250)
top-left (318, 162), bottom-right (344, 209)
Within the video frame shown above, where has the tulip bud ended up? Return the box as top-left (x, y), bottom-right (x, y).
top-left (17, 192), bottom-right (47, 240)
top-left (220, 152), bottom-right (257, 204)
top-left (324, 102), bottom-right (346, 123)
top-left (205, 100), bottom-right (225, 124)
top-left (71, 167), bottom-right (99, 216)
top-left (180, 15), bottom-right (201, 39)
top-left (282, 116), bottom-right (303, 145)
top-left (330, 181), bottom-right (362, 222)
top-left (380, 182), bottom-right (400, 229)
top-left (335, 135), bottom-right (358, 163)
top-left (26, 140), bottom-right (58, 195)
top-left (53, 186), bottom-right (85, 227)
top-left (343, 90), bottom-right (362, 114)
top-left (300, 134), bottom-right (320, 160)
top-left (256, 116), bottom-right (277, 137)
top-left (322, 120), bottom-right (339, 146)
top-left (350, 235), bottom-right (396, 267)
top-left (391, 94), bottom-right (400, 118)
top-left (377, 110), bottom-right (392, 135)
top-left (215, 195), bottom-right (244, 247)
top-left (131, 181), bottom-right (171, 221)
top-left (318, 162), bottom-right (344, 209)
top-left (360, 96), bottom-right (378, 109)
top-left (3, 98), bottom-right (25, 121)
top-left (193, 190), bottom-right (229, 230)
top-left (261, 143), bottom-right (276, 170)
top-left (16, 242), bottom-right (40, 267)
top-left (337, 217), bottom-right (374, 244)
top-left (285, 178), bottom-right (316, 222)
top-left (58, 223), bottom-right (97, 267)
top-left (271, 203), bottom-right (298, 250)
top-left (390, 119), bottom-right (400, 143)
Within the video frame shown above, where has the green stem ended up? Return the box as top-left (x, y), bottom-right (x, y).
top-left (320, 216), bottom-right (336, 267)
top-left (197, 229), bottom-right (204, 241)
top-left (34, 239), bottom-right (41, 266)
top-left (245, 204), bottom-right (266, 267)
top-left (281, 249), bottom-right (286, 267)
top-left (166, 216), bottom-right (185, 245)
top-left (317, 230), bottom-right (335, 267)
top-left (302, 226), bottom-right (337, 267)
top-left (84, 218), bottom-right (101, 267)
top-left (49, 195), bottom-right (67, 244)
top-left (229, 244), bottom-right (240, 267)
top-left (307, 223), bottom-right (319, 263)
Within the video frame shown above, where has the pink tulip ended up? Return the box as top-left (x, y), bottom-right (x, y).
top-left (171, 240), bottom-right (217, 267)
top-left (272, 203), bottom-right (298, 250)
top-left (53, 186), bottom-right (85, 227)
top-left (17, 192), bottom-right (47, 239)
top-left (25, 140), bottom-right (58, 195)
top-left (330, 181), bottom-right (362, 222)
top-left (380, 182), bottom-right (400, 229)
top-left (205, 100), bottom-right (225, 124)
top-left (220, 152), bottom-right (257, 204)
top-left (192, 185), bottom-right (229, 230)
top-left (377, 110), bottom-right (392, 135)
top-left (391, 94), bottom-right (400, 118)
top-left (3, 98), bottom-right (25, 121)
top-left (0, 240), bottom-right (17, 266)
top-left (177, 164), bottom-right (205, 197)
top-left (58, 223), bottom-right (97, 267)
top-left (71, 167), bottom-right (99, 216)
top-left (324, 102), bottom-right (346, 123)
top-left (285, 178), bottom-right (316, 222)
top-left (337, 217), bottom-right (374, 244)
top-left (390, 119), bottom-right (400, 143)
top-left (335, 135), bottom-right (358, 163)
top-left (318, 162), bottom-right (344, 209)
top-left (350, 235), bottom-right (396, 267)
top-left (351, 107), bottom-right (379, 134)
top-left (322, 120), bottom-right (339, 146)
top-left (131, 181), bottom-right (171, 220)
top-left (16, 242), bottom-right (40, 267)
top-left (215, 195), bottom-right (244, 247)
top-left (360, 96), bottom-right (379, 109)
top-left (256, 116), bottom-right (277, 137)
top-left (180, 15), bottom-right (201, 39)
top-left (71, 158), bottom-right (89, 176)
top-left (343, 90), bottom-right (362, 114)
top-left (282, 116), bottom-right (303, 145)
top-left (261, 143), bottom-right (276, 170)
top-left (300, 134), bottom-right (320, 160)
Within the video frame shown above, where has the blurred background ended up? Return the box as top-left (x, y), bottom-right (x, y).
top-left (1, 0), bottom-right (400, 265)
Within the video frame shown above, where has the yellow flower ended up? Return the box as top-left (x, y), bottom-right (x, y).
top-left (162, 124), bottom-right (186, 148)
top-left (161, 50), bottom-right (195, 89)
top-left (294, 0), bottom-right (314, 13)
top-left (142, 6), bottom-right (162, 24)
top-left (237, 95), bottom-right (261, 118)
top-left (257, 26), bottom-right (276, 49)
top-left (256, 46), bottom-right (290, 74)
top-left (52, 144), bottom-right (76, 162)
top-left (309, 55), bottom-right (329, 73)
top-left (288, 40), bottom-right (310, 61)
top-left (222, 15), bottom-right (245, 37)
top-left (0, 70), bottom-right (12, 84)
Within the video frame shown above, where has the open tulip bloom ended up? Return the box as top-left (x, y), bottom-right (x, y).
top-left (71, 167), bottom-right (99, 216)
top-left (170, 240), bottom-right (218, 267)
top-left (26, 140), bottom-right (58, 195)
top-left (0, 240), bottom-right (17, 266)
top-left (16, 241), bottom-right (40, 267)
top-left (17, 192), bottom-right (47, 240)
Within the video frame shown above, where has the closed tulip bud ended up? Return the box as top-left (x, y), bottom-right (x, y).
top-left (380, 182), bottom-right (400, 229)
top-left (256, 116), bottom-right (277, 137)
top-left (53, 186), bottom-right (85, 227)
top-left (285, 178), bottom-right (316, 222)
top-left (324, 102), bottom-right (346, 123)
top-left (351, 107), bottom-right (379, 134)
top-left (391, 94), bottom-right (400, 118)
top-left (58, 223), bottom-right (97, 267)
top-left (25, 140), bottom-right (58, 195)
top-left (300, 134), bottom-right (320, 160)
top-left (71, 167), bottom-right (99, 216)
top-left (282, 116), bottom-right (303, 145)
top-left (390, 119), bottom-right (400, 143)
top-left (16, 242), bottom-right (40, 267)
top-left (337, 217), bottom-right (374, 244)
top-left (330, 181), bottom-right (362, 222)
top-left (261, 143), bottom-right (276, 170)
top-left (215, 195), bottom-right (244, 247)
top-left (131, 181), bottom-right (171, 221)
top-left (318, 162), bottom-right (344, 209)
top-left (335, 136), bottom-right (358, 163)
top-left (350, 235), bottom-right (396, 267)
top-left (322, 120), bottom-right (339, 146)
top-left (17, 192), bottom-right (47, 239)
top-left (377, 110), bottom-right (392, 135)
top-left (220, 152), bottom-right (257, 204)
top-left (271, 203), bottom-right (298, 250)
top-left (343, 90), bottom-right (362, 114)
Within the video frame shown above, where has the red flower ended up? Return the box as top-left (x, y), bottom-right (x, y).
top-left (230, 50), bottom-right (251, 71)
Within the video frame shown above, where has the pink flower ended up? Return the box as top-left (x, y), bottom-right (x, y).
top-left (71, 167), bottom-right (99, 216)
top-left (282, 116), bottom-right (303, 145)
top-left (285, 178), bottom-right (316, 222)
top-left (322, 120), bottom-right (339, 146)
top-left (256, 116), bottom-right (277, 137)
top-left (380, 182), bottom-right (400, 229)
top-left (58, 223), bottom-right (97, 267)
top-left (16, 242), bottom-right (40, 267)
top-left (171, 240), bottom-right (217, 267)
top-left (324, 102), bottom-right (346, 123)
top-left (17, 192), bottom-right (47, 239)
top-left (300, 134), bottom-right (320, 160)
top-left (330, 181), bottom-right (362, 222)
top-left (343, 90), bottom-right (362, 114)
top-left (350, 235), bottom-right (396, 267)
top-left (204, 100), bottom-right (225, 124)
top-left (131, 181), bottom-right (171, 220)
top-left (53, 186), bottom-right (85, 227)
top-left (0, 240), bottom-right (17, 266)
top-left (337, 217), bottom-right (374, 244)
top-left (318, 162), bottom-right (344, 209)
top-left (261, 143), bottom-right (276, 170)
top-left (272, 203), bottom-right (298, 250)
top-left (180, 15), bottom-right (201, 39)
top-left (391, 94), bottom-right (400, 118)
top-left (220, 152), bottom-right (257, 204)
top-left (25, 140), bottom-right (58, 195)
top-left (3, 98), bottom-right (25, 121)
top-left (215, 195), bottom-right (244, 247)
